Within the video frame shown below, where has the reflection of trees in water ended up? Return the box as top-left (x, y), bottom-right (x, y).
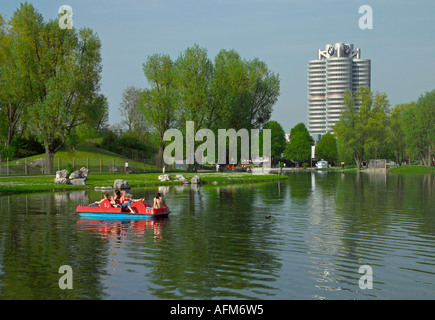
top-left (0, 192), bottom-right (109, 299)
top-left (287, 172), bottom-right (313, 202)
top-left (145, 183), bottom-right (283, 299)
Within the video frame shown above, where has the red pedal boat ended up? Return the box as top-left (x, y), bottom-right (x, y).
top-left (76, 199), bottom-right (170, 219)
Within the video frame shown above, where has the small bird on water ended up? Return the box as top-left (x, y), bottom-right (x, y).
top-left (265, 215), bottom-right (271, 219)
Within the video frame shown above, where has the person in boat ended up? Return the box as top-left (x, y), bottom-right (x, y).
top-left (88, 193), bottom-right (111, 207)
top-left (153, 192), bottom-right (166, 209)
top-left (111, 189), bottom-right (122, 207)
top-left (119, 190), bottom-right (145, 213)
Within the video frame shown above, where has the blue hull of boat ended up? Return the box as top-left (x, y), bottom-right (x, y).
top-left (78, 212), bottom-right (164, 220)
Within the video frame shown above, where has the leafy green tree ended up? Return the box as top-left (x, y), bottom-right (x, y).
top-left (119, 86), bottom-right (147, 136)
top-left (388, 103), bottom-right (412, 165)
top-left (315, 133), bottom-right (338, 165)
top-left (365, 92), bottom-right (390, 159)
top-left (260, 120), bottom-right (286, 162)
top-left (0, 12), bottom-right (29, 155)
top-left (7, 3), bottom-right (106, 173)
top-left (333, 87), bottom-right (389, 171)
top-left (285, 123), bottom-right (313, 164)
top-left (139, 53), bottom-right (177, 168)
top-left (402, 90), bottom-right (435, 166)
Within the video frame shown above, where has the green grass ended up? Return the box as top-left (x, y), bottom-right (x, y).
top-left (388, 165), bottom-right (435, 173)
top-left (0, 172), bottom-right (288, 194)
top-left (1, 145), bottom-right (158, 174)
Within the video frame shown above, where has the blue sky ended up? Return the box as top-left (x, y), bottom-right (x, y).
top-left (1, 0), bottom-right (434, 133)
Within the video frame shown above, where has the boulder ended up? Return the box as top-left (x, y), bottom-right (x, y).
top-left (94, 186), bottom-right (112, 191)
top-left (158, 174), bottom-right (173, 182)
top-left (175, 174), bottom-right (190, 184)
top-left (54, 178), bottom-right (71, 185)
top-left (69, 169), bottom-right (87, 179)
top-left (70, 178), bottom-right (87, 186)
top-left (190, 175), bottom-right (204, 184)
top-left (114, 179), bottom-right (130, 189)
top-left (180, 177), bottom-right (190, 184)
top-left (79, 167), bottom-right (89, 178)
top-left (56, 169), bottom-right (69, 179)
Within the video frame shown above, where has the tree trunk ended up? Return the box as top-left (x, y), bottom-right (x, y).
top-left (157, 142), bottom-right (164, 169)
top-left (429, 146), bottom-right (433, 167)
top-left (44, 139), bottom-right (55, 174)
top-left (44, 150), bottom-right (55, 174)
top-left (355, 157), bottom-right (361, 172)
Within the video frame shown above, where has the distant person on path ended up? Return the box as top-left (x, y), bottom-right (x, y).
top-left (125, 160), bottom-right (129, 173)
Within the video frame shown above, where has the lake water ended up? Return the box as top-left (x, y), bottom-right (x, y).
top-left (0, 172), bottom-right (434, 300)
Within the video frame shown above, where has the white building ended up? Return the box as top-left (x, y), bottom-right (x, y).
top-left (307, 43), bottom-right (370, 142)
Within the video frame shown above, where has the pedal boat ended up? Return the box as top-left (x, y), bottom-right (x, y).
top-left (76, 199), bottom-right (170, 219)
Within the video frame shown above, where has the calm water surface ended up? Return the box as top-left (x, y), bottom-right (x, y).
top-left (0, 172), bottom-right (434, 299)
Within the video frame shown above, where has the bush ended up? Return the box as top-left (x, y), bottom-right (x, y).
top-left (66, 162), bottom-right (74, 175)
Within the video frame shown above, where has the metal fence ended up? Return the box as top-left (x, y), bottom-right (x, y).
top-left (0, 156), bottom-right (159, 176)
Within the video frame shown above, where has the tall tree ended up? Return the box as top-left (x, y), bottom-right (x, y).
top-left (261, 120), bottom-right (286, 162)
top-left (0, 12), bottom-right (29, 154)
top-left (174, 44), bottom-right (214, 171)
top-left (8, 3), bottom-right (105, 173)
top-left (139, 53), bottom-right (177, 169)
top-left (315, 132), bottom-right (338, 165)
top-left (402, 90), bottom-right (435, 166)
top-left (119, 86), bottom-right (147, 135)
top-left (285, 123), bottom-right (313, 164)
top-left (389, 103), bottom-right (412, 165)
top-left (333, 87), bottom-right (389, 171)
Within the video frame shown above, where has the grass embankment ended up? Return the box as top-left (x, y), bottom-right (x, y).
top-left (0, 172), bottom-right (288, 195)
top-left (2, 145), bottom-right (158, 174)
top-left (388, 165), bottom-right (435, 173)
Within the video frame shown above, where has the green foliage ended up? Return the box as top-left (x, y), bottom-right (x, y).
top-left (138, 45), bottom-right (280, 170)
top-left (66, 162), bottom-right (74, 175)
top-left (285, 123), bottom-right (313, 163)
top-left (99, 130), bottom-right (157, 160)
top-left (315, 133), bottom-right (338, 165)
top-left (401, 90), bottom-right (435, 166)
top-left (261, 120), bottom-right (286, 161)
top-left (333, 87), bottom-right (389, 171)
top-left (1, 3), bottom-right (107, 173)
top-left (139, 53), bottom-right (177, 168)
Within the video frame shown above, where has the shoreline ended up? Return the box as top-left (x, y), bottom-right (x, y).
top-left (1, 165), bottom-right (433, 196)
top-left (0, 172), bottom-right (289, 196)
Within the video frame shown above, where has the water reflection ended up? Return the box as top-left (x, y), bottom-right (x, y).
top-left (0, 173), bottom-right (434, 299)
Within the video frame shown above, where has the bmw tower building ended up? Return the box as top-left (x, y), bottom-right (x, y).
top-left (307, 43), bottom-right (371, 142)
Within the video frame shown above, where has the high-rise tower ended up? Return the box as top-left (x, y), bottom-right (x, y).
top-left (307, 43), bottom-right (371, 142)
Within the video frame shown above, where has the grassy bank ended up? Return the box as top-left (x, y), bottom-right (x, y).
top-left (0, 172), bottom-right (288, 195)
top-left (1, 144), bottom-right (158, 175)
top-left (388, 165), bottom-right (435, 173)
